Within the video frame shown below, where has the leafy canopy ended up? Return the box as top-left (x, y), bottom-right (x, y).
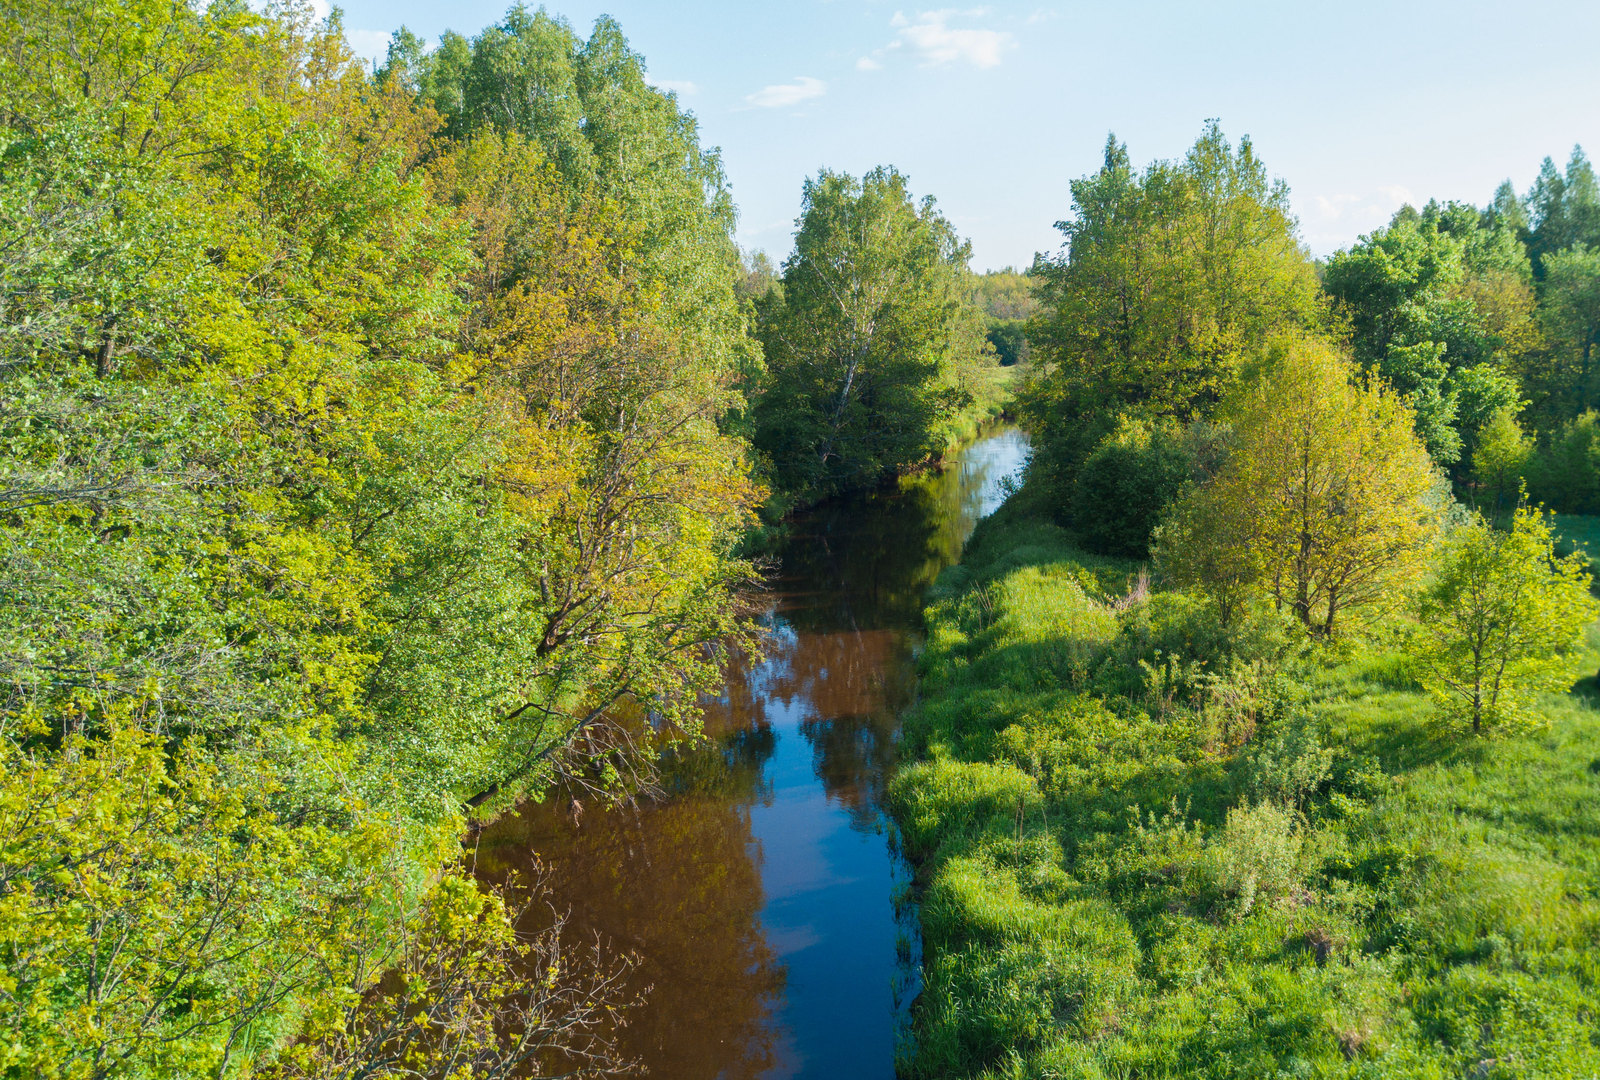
top-left (1020, 122), bottom-right (1322, 505)
top-left (1322, 200), bottom-right (1533, 465)
top-left (0, 0), bottom-right (762, 1073)
top-left (752, 165), bottom-right (991, 506)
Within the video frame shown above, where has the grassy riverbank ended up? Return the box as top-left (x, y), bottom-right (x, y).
top-left (933, 363), bottom-right (1024, 452)
top-left (890, 483), bottom-right (1600, 1078)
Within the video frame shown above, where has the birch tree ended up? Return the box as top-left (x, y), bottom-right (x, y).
top-left (753, 167), bottom-right (989, 505)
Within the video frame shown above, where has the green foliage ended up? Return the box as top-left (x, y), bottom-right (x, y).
top-left (1021, 123), bottom-right (1321, 509)
top-left (1318, 146), bottom-right (1600, 457)
top-left (752, 166), bottom-right (996, 506)
top-left (976, 269), bottom-right (1036, 368)
top-left (985, 319), bottom-right (1028, 367)
top-left (1525, 147), bottom-right (1600, 272)
top-left (1537, 244), bottom-right (1600, 414)
top-left (1071, 417), bottom-right (1203, 558)
top-left (1322, 199), bottom-right (1535, 468)
top-left (1157, 337), bottom-right (1440, 636)
top-left (1552, 512), bottom-right (1600, 576)
top-left (1237, 715), bottom-right (1334, 810)
top-left (1471, 405), bottom-right (1533, 516)
top-left (1527, 410), bottom-right (1600, 512)
top-left (0, 1), bottom-right (760, 1073)
top-left (391, 7), bottom-right (757, 404)
top-left (0, 725), bottom-right (428, 1078)
top-left (974, 268), bottom-right (1038, 322)
top-left (266, 874), bottom-right (636, 1080)
top-left (1411, 508), bottom-right (1598, 735)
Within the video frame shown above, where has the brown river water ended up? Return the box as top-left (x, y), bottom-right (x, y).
top-left (474, 427), bottom-right (1030, 1079)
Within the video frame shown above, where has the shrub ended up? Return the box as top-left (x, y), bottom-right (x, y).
top-left (1211, 801), bottom-right (1305, 916)
top-left (1072, 417), bottom-right (1198, 557)
top-left (986, 318), bottom-right (1029, 366)
top-left (1111, 592), bottom-right (1294, 675)
top-left (1237, 715), bottom-right (1335, 811)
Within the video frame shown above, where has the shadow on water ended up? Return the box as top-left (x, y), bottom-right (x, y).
top-left (474, 427), bottom-right (1030, 1080)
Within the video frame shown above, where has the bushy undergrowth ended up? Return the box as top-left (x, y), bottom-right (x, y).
top-left (890, 485), bottom-right (1600, 1079)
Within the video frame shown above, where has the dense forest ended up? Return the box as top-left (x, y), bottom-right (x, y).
top-left (6, 2), bottom-right (1600, 1078)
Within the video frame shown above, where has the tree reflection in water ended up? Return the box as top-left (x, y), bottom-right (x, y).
top-left (775, 430), bottom-right (1030, 827)
top-left (473, 727), bottom-right (785, 1080)
top-left (473, 428), bottom-right (1029, 1080)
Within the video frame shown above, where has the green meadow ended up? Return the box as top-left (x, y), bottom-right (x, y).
top-left (891, 485), bottom-right (1600, 1079)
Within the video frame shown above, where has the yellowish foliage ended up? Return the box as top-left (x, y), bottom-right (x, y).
top-left (1159, 337), bottom-right (1440, 636)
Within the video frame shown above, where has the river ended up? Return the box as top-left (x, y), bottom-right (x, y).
top-left (475, 427), bottom-right (1030, 1079)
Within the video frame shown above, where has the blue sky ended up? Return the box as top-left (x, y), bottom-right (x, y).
top-left (326, 1), bottom-right (1600, 272)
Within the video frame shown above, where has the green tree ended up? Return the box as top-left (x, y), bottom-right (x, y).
top-left (1471, 406), bottom-right (1533, 517)
top-left (974, 268), bottom-right (1036, 366)
top-left (0, 1), bottom-right (761, 1072)
top-left (1411, 507), bottom-right (1597, 735)
top-left (1526, 147), bottom-right (1600, 273)
top-left (738, 248), bottom-right (782, 300)
top-left (974, 267), bottom-right (1037, 321)
top-left (1538, 245), bottom-right (1600, 412)
top-left (1322, 201), bottom-right (1534, 467)
top-left (1486, 178), bottom-right (1530, 235)
top-left (1073, 418), bottom-right (1201, 558)
top-left (1527, 410), bottom-right (1600, 513)
top-left (399, 8), bottom-right (755, 395)
top-left (266, 874), bottom-right (637, 1080)
top-left (1022, 123), bottom-right (1321, 504)
top-left (753, 166), bottom-right (991, 504)
top-left (986, 320), bottom-right (1028, 366)
top-left (1157, 337), bottom-right (1439, 637)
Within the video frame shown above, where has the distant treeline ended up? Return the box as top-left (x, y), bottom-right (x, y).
top-left (977, 268), bottom-right (1037, 366)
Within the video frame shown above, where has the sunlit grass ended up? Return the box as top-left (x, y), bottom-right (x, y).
top-left (933, 363), bottom-right (1024, 453)
top-left (892, 485), bottom-right (1600, 1079)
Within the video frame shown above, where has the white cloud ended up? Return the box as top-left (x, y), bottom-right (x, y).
top-left (1378, 184), bottom-right (1417, 206)
top-left (856, 55), bottom-right (883, 71)
top-left (745, 75), bottom-right (827, 109)
top-left (1298, 185), bottom-right (1419, 254)
top-left (346, 28), bottom-right (391, 64)
top-left (889, 9), bottom-right (1015, 69)
top-left (649, 78), bottom-right (700, 97)
top-left (1311, 193), bottom-right (1361, 220)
